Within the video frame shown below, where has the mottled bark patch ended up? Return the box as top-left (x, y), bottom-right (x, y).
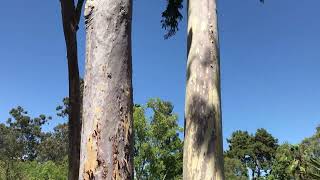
top-left (84, 135), bottom-right (98, 180)
top-left (188, 95), bottom-right (217, 155)
top-left (111, 94), bottom-right (133, 179)
top-left (84, 0), bottom-right (95, 29)
top-left (83, 117), bottom-right (103, 180)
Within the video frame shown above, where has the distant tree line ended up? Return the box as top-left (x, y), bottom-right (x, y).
top-left (224, 127), bottom-right (320, 179)
top-left (0, 98), bottom-right (319, 179)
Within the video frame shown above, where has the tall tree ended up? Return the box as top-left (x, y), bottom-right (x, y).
top-left (161, 1), bottom-right (266, 179)
top-left (183, 0), bottom-right (224, 179)
top-left (79, 0), bottom-right (133, 179)
top-left (161, 1), bottom-right (223, 178)
top-left (59, 0), bottom-right (84, 179)
top-left (162, 0), bottom-right (223, 178)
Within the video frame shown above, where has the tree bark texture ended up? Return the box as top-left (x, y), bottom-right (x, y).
top-left (79, 0), bottom-right (133, 179)
top-left (183, 0), bottom-right (224, 179)
top-left (60, 1), bottom-right (82, 179)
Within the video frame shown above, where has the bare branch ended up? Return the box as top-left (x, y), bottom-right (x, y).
top-left (75, 0), bottom-right (85, 28)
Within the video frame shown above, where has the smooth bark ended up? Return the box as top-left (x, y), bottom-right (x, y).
top-left (183, 0), bottom-right (224, 179)
top-left (79, 0), bottom-right (133, 179)
top-left (60, 0), bottom-right (83, 179)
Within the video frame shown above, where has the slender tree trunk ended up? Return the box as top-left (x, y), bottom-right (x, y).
top-left (183, 0), bottom-right (224, 179)
top-left (60, 1), bottom-right (83, 179)
top-left (79, 0), bottom-right (133, 179)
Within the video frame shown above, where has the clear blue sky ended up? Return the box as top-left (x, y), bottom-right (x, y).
top-left (0, 0), bottom-right (319, 148)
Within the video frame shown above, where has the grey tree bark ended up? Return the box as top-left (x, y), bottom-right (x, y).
top-left (60, 0), bottom-right (84, 179)
top-left (79, 0), bottom-right (133, 179)
top-left (183, 0), bottom-right (224, 179)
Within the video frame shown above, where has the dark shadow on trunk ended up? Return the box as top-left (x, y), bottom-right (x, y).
top-left (184, 20), bottom-right (224, 177)
top-left (187, 95), bottom-right (218, 157)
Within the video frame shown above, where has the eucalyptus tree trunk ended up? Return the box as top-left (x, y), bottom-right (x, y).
top-left (183, 0), bottom-right (224, 179)
top-left (79, 0), bottom-right (133, 179)
top-left (60, 0), bottom-right (84, 179)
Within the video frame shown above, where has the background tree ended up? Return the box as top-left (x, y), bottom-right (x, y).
top-left (134, 99), bottom-right (183, 180)
top-left (38, 123), bottom-right (68, 163)
top-left (0, 106), bottom-right (53, 179)
top-left (302, 126), bottom-right (320, 179)
top-left (300, 126), bottom-right (320, 159)
top-left (226, 129), bottom-right (278, 179)
top-left (268, 143), bottom-right (295, 179)
top-left (308, 157), bottom-right (320, 179)
top-left (59, 0), bottom-right (85, 179)
top-left (0, 123), bottom-right (23, 180)
top-left (6, 107), bottom-right (51, 161)
top-left (288, 145), bottom-right (308, 179)
top-left (0, 101), bottom-right (319, 179)
top-left (224, 156), bottom-right (248, 180)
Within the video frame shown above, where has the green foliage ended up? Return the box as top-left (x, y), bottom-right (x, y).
top-left (301, 126), bottom-right (320, 159)
top-left (0, 106), bottom-right (67, 179)
top-left (1, 98), bottom-right (183, 179)
top-left (1, 100), bottom-right (320, 180)
top-left (134, 98), bottom-right (183, 180)
top-left (56, 79), bottom-right (84, 119)
top-left (0, 159), bottom-right (67, 180)
top-left (1, 106), bottom-right (51, 161)
top-left (38, 123), bottom-right (68, 163)
top-left (226, 128), bottom-right (278, 178)
top-left (308, 157), bottom-right (320, 179)
top-left (269, 131), bottom-right (320, 180)
top-left (21, 160), bottom-right (68, 180)
top-left (0, 160), bottom-right (26, 180)
top-left (161, 0), bottom-right (183, 39)
top-left (288, 145), bottom-right (308, 179)
top-left (226, 126), bottom-right (320, 180)
top-left (268, 143), bottom-right (295, 179)
top-left (56, 97), bottom-right (70, 118)
top-left (224, 156), bottom-right (248, 180)
top-left (297, 126), bottom-right (320, 179)
top-left (0, 123), bottom-right (23, 162)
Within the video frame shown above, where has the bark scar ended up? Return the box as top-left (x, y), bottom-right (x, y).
top-left (84, 0), bottom-right (95, 29)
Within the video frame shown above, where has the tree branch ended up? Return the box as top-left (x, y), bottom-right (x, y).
top-left (75, 0), bottom-right (85, 29)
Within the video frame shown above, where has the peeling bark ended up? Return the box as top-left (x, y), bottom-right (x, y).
top-left (183, 0), bottom-right (224, 179)
top-left (79, 0), bottom-right (133, 179)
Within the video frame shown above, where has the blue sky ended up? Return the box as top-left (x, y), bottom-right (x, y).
top-left (0, 0), bottom-right (319, 148)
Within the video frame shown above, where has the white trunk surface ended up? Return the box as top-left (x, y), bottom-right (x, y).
top-left (79, 0), bottom-right (133, 179)
top-left (183, 0), bottom-right (224, 179)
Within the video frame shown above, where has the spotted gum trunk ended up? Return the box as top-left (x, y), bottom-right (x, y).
top-left (79, 0), bottom-right (133, 179)
top-left (183, 0), bottom-right (224, 179)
